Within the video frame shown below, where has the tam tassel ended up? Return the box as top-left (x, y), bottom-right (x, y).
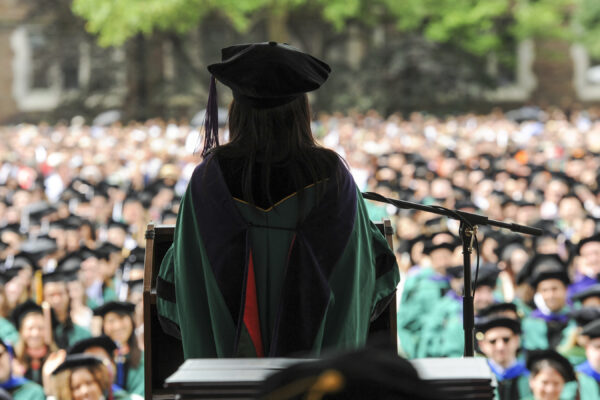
top-left (202, 75), bottom-right (220, 157)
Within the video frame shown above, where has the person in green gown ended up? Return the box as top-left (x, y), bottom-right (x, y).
top-left (42, 270), bottom-right (91, 349)
top-left (575, 320), bottom-right (600, 399)
top-left (475, 316), bottom-right (531, 400)
top-left (417, 263), bottom-right (499, 358)
top-left (68, 335), bottom-right (142, 399)
top-left (157, 42), bottom-right (400, 359)
top-left (0, 338), bottom-right (44, 399)
top-left (524, 350), bottom-right (578, 400)
top-left (94, 301), bottom-right (144, 397)
top-left (11, 300), bottom-right (58, 385)
top-left (521, 255), bottom-right (573, 351)
top-left (52, 354), bottom-right (131, 400)
top-left (398, 240), bottom-right (458, 358)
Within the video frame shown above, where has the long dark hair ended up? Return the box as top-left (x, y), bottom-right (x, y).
top-left (209, 94), bottom-right (341, 207)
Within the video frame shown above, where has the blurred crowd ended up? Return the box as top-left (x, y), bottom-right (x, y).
top-left (1, 105), bottom-right (600, 398)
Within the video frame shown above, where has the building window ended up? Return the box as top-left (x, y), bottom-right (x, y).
top-left (485, 39), bottom-right (537, 102)
top-left (572, 44), bottom-right (600, 101)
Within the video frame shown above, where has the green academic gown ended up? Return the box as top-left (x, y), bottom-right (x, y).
top-left (54, 322), bottom-right (92, 349)
top-left (0, 317), bottom-right (19, 346)
top-left (157, 156), bottom-right (399, 359)
top-left (397, 267), bottom-right (449, 358)
top-left (125, 353), bottom-right (144, 397)
top-left (521, 308), bottom-right (573, 351)
top-left (416, 292), bottom-right (463, 358)
top-left (577, 372), bottom-right (600, 400)
top-left (10, 380), bottom-right (45, 400)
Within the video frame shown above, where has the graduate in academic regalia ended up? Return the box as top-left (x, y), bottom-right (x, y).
top-left (568, 234), bottom-right (600, 300)
top-left (11, 300), bottom-right (58, 385)
top-left (559, 307), bottom-right (600, 367)
top-left (417, 263), bottom-right (499, 358)
top-left (398, 239), bottom-right (458, 358)
top-left (575, 320), bottom-right (600, 399)
top-left (157, 41), bottom-right (400, 359)
top-left (94, 301), bottom-right (144, 397)
top-left (476, 316), bottom-right (531, 400)
top-left (41, 269), bottom-right (91, 349)
top-left (521, 254), bottom-right (574, 351)
top-left (68, 335), bottom-right (140, 399)
top-left (0, 338), bottom-right (45, 400)
top-left (51, 354), bottom-right (129, 400)
top-left (524, 350), bottom-right (578, 400)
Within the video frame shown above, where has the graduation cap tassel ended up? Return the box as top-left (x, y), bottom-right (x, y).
top-left (202, 76), bottom-right (220, 157)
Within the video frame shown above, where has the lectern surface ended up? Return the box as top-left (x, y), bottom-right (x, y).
top-left (162, 357), bottom-right (496, 400)
top-left (412, 357), bottom-right (495, 380)
top-left (165, 358), bottom-right (312, 387)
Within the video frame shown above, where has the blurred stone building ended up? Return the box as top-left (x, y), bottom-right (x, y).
top-left (1, 0), bottom-right (600, 123)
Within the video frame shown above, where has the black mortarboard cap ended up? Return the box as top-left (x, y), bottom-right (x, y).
top-left (256, 346), bottom-right (440, 400)
top-left (422, 242), bottom-right (457, 255)
top-left (517, 253), bottom-right (566, 286)
top-left (494, 236), bottom-right (526, 261)
top-left (11, 299), bottom-right (43, 329)
top-left (19, 237), bottom-right (58, 261)
top-left (526, 350), bottom-right (576, 382)
top-left (577, 233), bottom-right (600, 255)
top-left (477, 302), bottom-right (518, 319)
top-left (77, 247), bottom-right (100, 261)
top-left (68, 335), bottom-right (117, 356)
top-left (52, 354), bottom-right (104, 375)
top-left (446, 266), bottom-right (464, 279)
top-left (203, 42), bottom-right (331, 156)
top-left (124, 247), bottom-right (145, 267)
top-left (581, 319), bottom-right (600, 339)
top-left (208, 42), bottom-right (330, 110)
top-left (42, 269), bottom-right (70, 285)
top-left (93, 301), bottom-right (135, 317)
top-left (56, 253), bottom-right (83, 273)
top-left (568, 307), bottom-right (600, 327)
top-left (8, 252), bottom-right (39, 271)
top-left (572, 284), bottom-right (600, 303)
top-left (0, 269), bottom-right (19, 286)
top-left (96, 242), bottom-right (122, 258)
top-left (0, 224), bottom-right (22, 235)
top-left (107, 220), bottom-right (128, 232)
top-left (126, 279), bottom-right (144, 294)
top-left (475, 316), bottom-right (521, 335)
top-left (473, 264), bottom-right (499, 289)
top-left (49, 218), bottom-right (79, 231)
top-left (530, 268), bottom-right (570, 289)
top-left (26, 202), bottom-right (57, 223)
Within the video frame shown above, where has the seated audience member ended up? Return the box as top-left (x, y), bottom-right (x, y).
top-left (0, 338), bottom-right (44, 399)
top-left (68, 335), bottom-right (142, 399)
top-left (476, 316), bottom-right (530, 400)
top-left (42, 269), bottom-right (91, 349)
top-left (568, 234), bottom-right (600, 299)
top-left (525, 350), bottom-right (577, 400)
top-left (52, 354), bottom-right (129, 400)
top-left (521, 255), bottom-right (573, 351)
top-left (11, 300), bottom-right (58, 385)
top-left (94, 301), bottom-right (144, 397)
top-left (575, 320), bottom-right (600, 399)
top-left (398, 239), bottom-right (459, 357)
top-left (417, 264), bottom-right (499, 358)
top-left (559, 307), bottom-right (600, 366)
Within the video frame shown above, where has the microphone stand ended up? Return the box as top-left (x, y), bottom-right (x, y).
top-left (362, 192), bottom-right (542, 357)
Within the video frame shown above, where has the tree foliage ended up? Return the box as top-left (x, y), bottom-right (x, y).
top-left (72, 0), bottom-right (585, 56)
